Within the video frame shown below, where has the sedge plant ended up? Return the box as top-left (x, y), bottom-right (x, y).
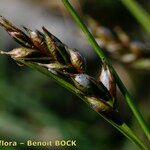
top-left (0, 1), bottom-right (149, 149)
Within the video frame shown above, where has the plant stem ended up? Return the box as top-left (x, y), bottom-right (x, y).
top-left (121, 0), bottom-right (150, 35)
top-left (61, 0), bottom-right (150, 141)
top-left (101, 117), bottom-right (148, 150)
top-left (20, 61), bottom-right (148, 150)
top-left (118, 124), bottom-right (148, 150)
top-left (19, 60), bottom-right (82, 96)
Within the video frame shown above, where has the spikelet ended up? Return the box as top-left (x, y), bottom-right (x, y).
top-left (0, 48), bottom-right (37, 59)
top-left (99, 63), bottom-right (117, 108)
top-left (43, 26), bottom-right (70, 64)
top-left (0, 16), bottom-right (32, 48)
top-left (86, 96), bottom-right (123, 125)
top-left (68, 48), bottom-right (86, 73)
top-left (71, 74), bottom-right (112, 102)
top-left (99, 64), bottom-right (116, 98)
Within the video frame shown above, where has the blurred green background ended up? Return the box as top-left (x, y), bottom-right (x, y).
top-left (0, 0), bottom-right (150, 150)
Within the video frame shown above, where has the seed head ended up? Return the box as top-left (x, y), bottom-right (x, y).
top-left (0, 16), bottom-right (123, 125)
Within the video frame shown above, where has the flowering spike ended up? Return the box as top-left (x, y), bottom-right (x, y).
top-left (0, 17), bottom-right (124, 126)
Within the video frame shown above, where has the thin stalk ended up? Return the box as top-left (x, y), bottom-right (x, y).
top-left (19, 60), bottom-right (82, 96)
top-left (100, 116), bottom-right (148, 150)
top-left (121, 0), bottom-right (150, 35)
top-left (20, 61), bottom-right (148, 150)
top-left (61, 0), bottom-right (150, 141)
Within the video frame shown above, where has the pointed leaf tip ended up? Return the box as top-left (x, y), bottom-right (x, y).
top-left (0, 16), bottom-right (7, 27)
top-left (0, 16), bottom-right (16, 30)
top-left (42, 26), bottom-right (48, 33)
top-left (22, 26), bottom-right (32, 33)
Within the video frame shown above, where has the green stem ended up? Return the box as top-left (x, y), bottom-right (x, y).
top-left (117, 124), bottom-right (148, 150)
top-left (62, 0), bottom-right (150, 141)
top-left (20, 61), bottom-right (148, 150)
top-left (19, 60), bottom-right (82, 96)
top-left (100, 117), bottom-right (148, 150)
top-left (121, 0), bottom-right (150, 35)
